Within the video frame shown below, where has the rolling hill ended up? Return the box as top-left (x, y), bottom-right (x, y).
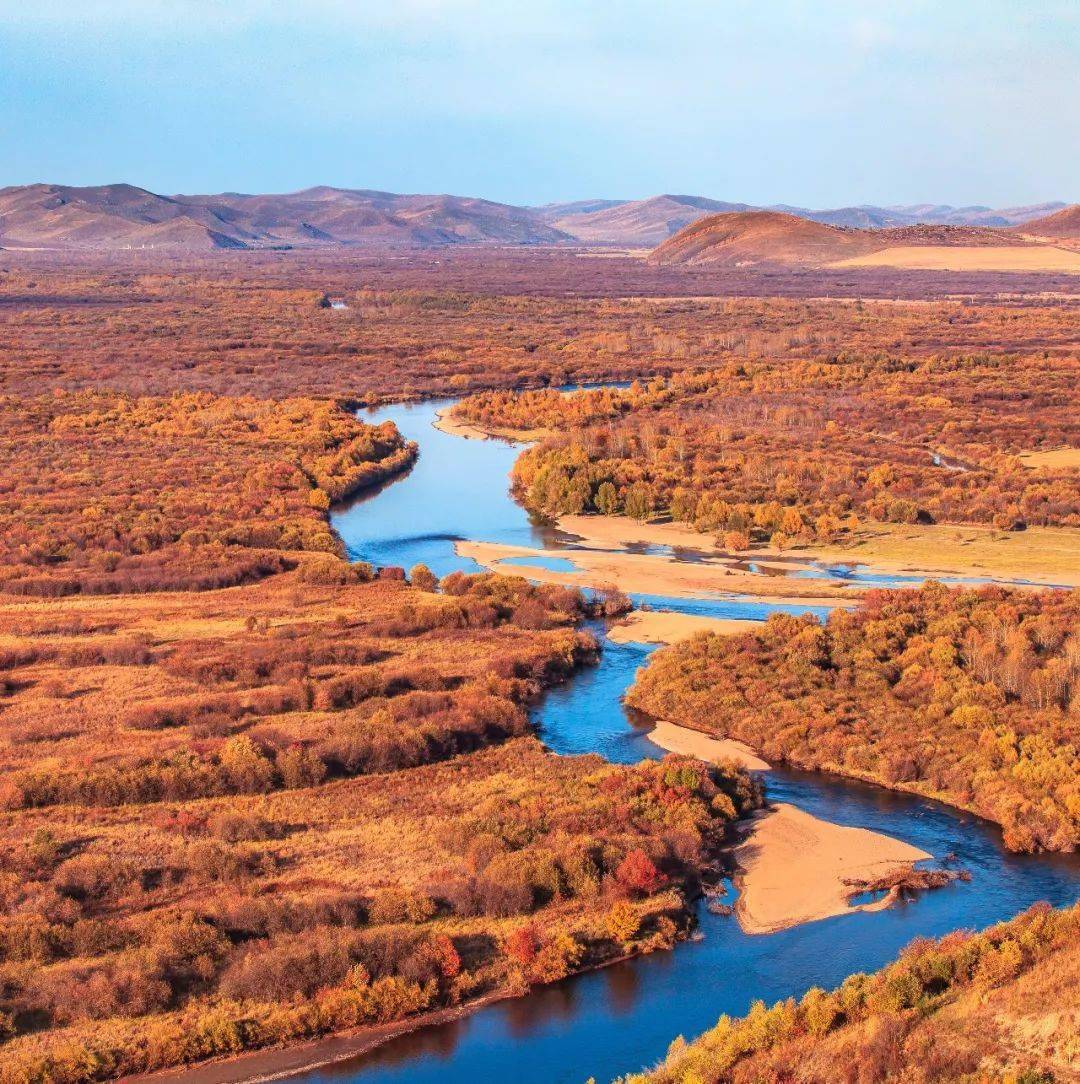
top-left (650, 210), bottom-right (1080, 273)
top-left (648, 211), bottom-right (884, 267)
top-left (544, 197), bottom-right (1070, 242)
top-left (537, 194), bottom-right (755, 246)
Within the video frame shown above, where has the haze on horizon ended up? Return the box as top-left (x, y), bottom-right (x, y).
top-left (1, 0), bottom-right (1077, 208)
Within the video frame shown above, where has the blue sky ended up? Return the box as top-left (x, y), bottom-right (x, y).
top-left (1, 1), bottom-right (1076, 206)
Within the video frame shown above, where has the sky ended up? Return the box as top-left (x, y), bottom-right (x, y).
top-left (1, 0), bottom-right (1076, 208)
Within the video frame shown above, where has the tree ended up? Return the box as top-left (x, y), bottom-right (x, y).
top-left (615, 849), bottom-right (667, 896)
top-left (723, 530), bottom-right (750, 552)
top-left (594, 481), bottom-right (619, 516)
top-left (605, 901), bottom-right (641, 944)
top-left (409, 564), bottom-right (438, 591)
top-left (781, 507), bottom-right (804, 536)
top-left (624, 484), bottom-right (652, 521)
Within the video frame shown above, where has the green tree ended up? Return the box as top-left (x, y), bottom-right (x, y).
top-left (594, 481), bottom-right (619, 515)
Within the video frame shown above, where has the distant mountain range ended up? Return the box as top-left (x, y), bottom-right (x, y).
top-left (0, 182), bottom-right (1070, 251)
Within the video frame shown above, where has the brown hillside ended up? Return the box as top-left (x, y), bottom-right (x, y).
top-left (1013, 203), bottom-right (1080, 239)
top-left (650, 212), bottom-right (1040, 268)
top-left (648, 211), bottom-right (884, 267)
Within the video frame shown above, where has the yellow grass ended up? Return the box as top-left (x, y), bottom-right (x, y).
top-left (1018, 447), bottom-right (1080, 470)
top-left (806, 523), bottom-right (1080, 586)
top-left (829, 245), bottom-right (1080, 274)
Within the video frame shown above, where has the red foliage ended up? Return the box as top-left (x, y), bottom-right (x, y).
top-left (615, 849), bottom-right (668, 896)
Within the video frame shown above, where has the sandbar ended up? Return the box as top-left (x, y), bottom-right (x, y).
top-left (456, 540), bottom-right (851, 607)
top-left (733, 803), bottom-right (931, 934)
top-left (607, 610), bottom-right (763, 645)
top-left (647, 720), bottom-right (770, 772)
top-left (433, 407), bottom-right (542, 444)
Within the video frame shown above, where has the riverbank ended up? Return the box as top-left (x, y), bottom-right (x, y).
top-left (121, 999), bottom-right (506, 1084)
top-left (433, 407), bottom-right (543, 444)
top-left (733, 803), bottom-right (931, 934)
top-left (556, 515), bottom-right (1080, 589)
top-left (607, 611), bottom-right (763, 644)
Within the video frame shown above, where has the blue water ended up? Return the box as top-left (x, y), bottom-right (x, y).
top-left (307, 398), bottom-right (1080, 1084)
top-left (627, 592), bottom-right (837, 624)
top-left (499, 555), bottom-right (582, 573)
top-left (331, 399), bottom-right (544, 577)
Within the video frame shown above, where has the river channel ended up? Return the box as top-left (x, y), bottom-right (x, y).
top-left (292, 397), bottom-right (1080, 1084)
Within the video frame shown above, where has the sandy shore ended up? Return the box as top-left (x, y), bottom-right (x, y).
top-left (557, 514), bottom-right (729, 553)
top-left (648, 720), bottom-right (770, 772)
top-left (733, 803), bottom-right (931, 934)
top-left (457, 540), bottom-right (852, 607)
top-left (607, 610), bottom-right (763, 645)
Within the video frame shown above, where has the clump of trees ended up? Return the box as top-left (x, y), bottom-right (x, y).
top-left (450, 362), bottom-right (1080, 533)
top-left (628, 583), bottom-right (1080, 852)
top-left (0, 739), bottom-right (759, 1079)
top-left (0, 391), bottom-right (416, 596)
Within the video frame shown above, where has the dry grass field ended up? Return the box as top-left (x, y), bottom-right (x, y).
top-left (830, 244), bottom-right (1080, 273)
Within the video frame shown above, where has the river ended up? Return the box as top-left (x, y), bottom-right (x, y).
top-left (298, 398), bottom-right (1080, 1084)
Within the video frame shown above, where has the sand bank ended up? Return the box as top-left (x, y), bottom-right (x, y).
top-left (648, 720), bottom-right (770, 772)
top-left (456, 540), bottom-right (851, 607)
top-left (734, 803), bottom-right (931, 934)
top-left (557, 513), bottom-right (728, 554)
top-left (607, 610), bottom-right (762, 645)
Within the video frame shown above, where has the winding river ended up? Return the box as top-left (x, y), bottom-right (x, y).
top-left (298, 398), bottom-right (1080, 1084)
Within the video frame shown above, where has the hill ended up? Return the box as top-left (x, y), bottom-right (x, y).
top-left (541, 194), bottom-right (755, 246)
top-left (1012, 202), bottom-right (1080, 239)
top-left (648, 211), bottom-right (884, 267)
top-left (0, 184), bottom-right (570, 250)
top-left (1, 183), bottom-right (1072, 252)
top-left (544, 198), bottom-right (1071, 244)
